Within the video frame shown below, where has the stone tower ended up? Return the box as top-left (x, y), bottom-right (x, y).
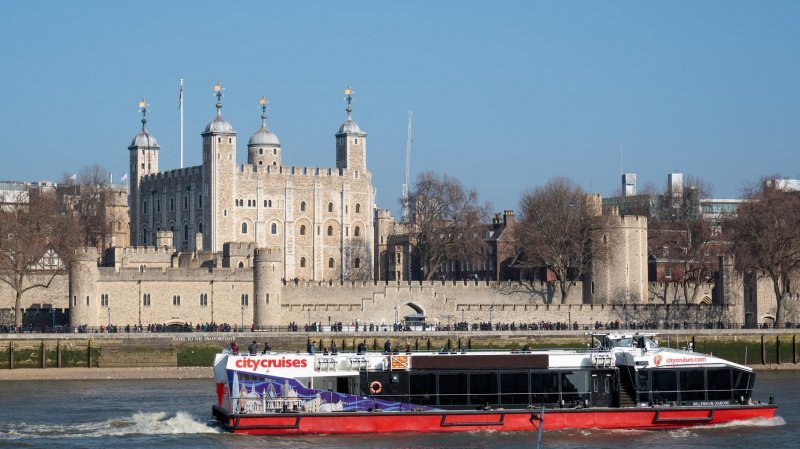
top-left (586, 203), bottom-right (648, 304)
top-left (69, 247), bottom-right (99, 327)
top-left (202, 82), bottom-right (237, 252)
top-left (253, 247), bottom-right (283, 328)
top-left (335, 86), bottom-right (367, 172)
top-left (129, 99), bottom-right (159, 246)
top-left (247, 97), bottom-right (282, 168)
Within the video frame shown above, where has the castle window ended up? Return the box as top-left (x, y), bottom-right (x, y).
top-left (273, 148), bottom-right (277, 155)
top-left (354, 138), bottom-right (358, 144)
top-left (143, 201), bottom-right (148, 214)
top-left (268, 200), bottom-right (272, 207)
top-left (264, 200), bottom-right (268, 207)
top-left (328, 258), bottom-right (334, 268)
top-left (258, 161), bottom-right (263, 165)
top-left (156, 199), bottom-right (161, 213)
top-left (355, 258), bottom-right (360, 269)
top-left (266, 293), bottom-right (270, 304)
top-left (356, 203), bottom-right (361, 213)
top-left (328, 202), bottom-right (333, 213)
top-left (200, 293), bottom-right (208, 306)
top-left (664, 266), bottom-right (672, 278)
top-left (300, 201), bottom-right (306, 212)
top-left (300, 225), bottom-right (306, 236)
top-left (224, 209), bottom-right (227, 216)
top-left (141, 163), bottom-right (145, 169)
top-left (300, 257), bottom-right (306, 268)
top-left (218, 137), bottom-right (221, 143)
top-left (198, 222), bottom-right (203, 233)
top-left (143, 229), bottom-right (148, 245)
top-left (259, 148), bottom-right (263, 155)
top-left (241, 294), bottom-right (249, 306)
top-left (172, 295), bottom-right (181, 306)
top-left (327, 226), bottom-right (333, 236)
top-left (271, 223), bottom-right (277, 235)
top-left (241, 222), bottom-right (248, 234)
top-left (100, 294), bottom-right (109, 307)
top-left (184, 196), bottom-right (189, 209)
top-left (273, 161), bottom-right (276, 166)
top-left (198, 195), bottom-right (203, 209)
top-left (228, 137), bottom-right (232, 144)
top-left (183, 224), bottom-right (189, 241)
top-left (148, 163), bottom-right (151, 170)
top-left (354, 226), bottom-right (360, 237)
top-left (170, 198), bottom-right (175, 212)
top-left (238, 261), bottom-right (244, 268)
top-left (143, 293), bottom-right (151, 306)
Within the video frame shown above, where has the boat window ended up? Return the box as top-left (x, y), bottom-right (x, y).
top-left (707, 368), bottom-right (732, 401)
top-left (613, 338), bottom-right (633, 348)
top-left (469, 373), bottom-right (498, 406)
top-left (560, 371), bottom-right (589, 405)
top-left (409, 374), bottom-right (437, 406)
top-left (530, 371), bottom-right (560, 405)
top-left (651, 369), bottom-right (678, 403)
top-left (733, 370), bottom-right (754, 401)
top-left (438, 373), bottom-right (468, 406)
top-left (636, 370), bottom-right (651, 404)
top-left (500, 372), bottom-right (529, 405)
top-left (679, 369), bottom-right (706, 402)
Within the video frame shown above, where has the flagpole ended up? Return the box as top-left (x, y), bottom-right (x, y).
top-left (180, 78), bottom-right (184, 169)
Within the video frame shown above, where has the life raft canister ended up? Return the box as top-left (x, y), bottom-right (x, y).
top-left (369, 380), bottom-right (383, 394)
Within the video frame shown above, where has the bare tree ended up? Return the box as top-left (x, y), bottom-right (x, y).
top-left (516, 177), bottom-right (608, 304)
top-left (0, 194), bottom-right (82, 327)
top-left (649, 176), bottom-right (720, 303)
top-left (58, 164), bottom-right (112, 249)
top-left (728, 178), bottom-right (800, 326)
top-left (342, 236), bottom-right (371, 281)
top-left (405, 172), bottom-right (490, 280)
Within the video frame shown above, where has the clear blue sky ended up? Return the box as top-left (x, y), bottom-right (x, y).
top-left (2, 1), bottom-right (798, 215)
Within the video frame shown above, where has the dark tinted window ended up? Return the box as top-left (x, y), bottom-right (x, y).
top-left (652, 369), bottom-right (678, 402)
top-left (707, 368), bottom-right (732, 401)
top-left (733, 370), bottom-right (753, 401)
top-left (560, 371), bottom-right (589, 405)
top-left (438, 373), bottom-right (468, 406)
top-left (500, 372), bottom-right (529, 405)
top-left (410, 374), bottom-right (437, 406)
top-left (531, 372), bottom-right (560, 405)
top-left (636, 370), bottom-right (651, 404)
top-left (470, 373), bottom-right (498, 406)
top-left (680, 369), bottom-right (705, 402)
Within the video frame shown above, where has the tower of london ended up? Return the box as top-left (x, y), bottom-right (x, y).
top-left (128, 84), bottom-right (375, 281)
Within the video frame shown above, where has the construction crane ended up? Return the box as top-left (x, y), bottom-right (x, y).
top-left (402, 111), bottom-right (413, 220)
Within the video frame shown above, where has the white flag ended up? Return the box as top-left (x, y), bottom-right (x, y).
top-left (179, 79), bottom-right (183, 109)
top-left (69, 173), bottom-right (77, 181)
top-left (121, 173), bottom-right (128, 182)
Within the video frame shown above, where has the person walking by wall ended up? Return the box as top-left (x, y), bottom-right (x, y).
top-left (248, 340), bottom-right (258, 355)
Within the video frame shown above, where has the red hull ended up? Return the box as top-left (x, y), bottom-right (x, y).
top-left (212, 405), bottom-right (777, 435)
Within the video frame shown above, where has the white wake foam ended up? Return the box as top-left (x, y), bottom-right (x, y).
top-left (0, 411), bottom-right (219, 439)
top-left (706, 415), bottom-right (786, 429)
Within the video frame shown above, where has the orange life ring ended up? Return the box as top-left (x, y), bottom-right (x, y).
top-left (369, 381), bottom-right (383, 394)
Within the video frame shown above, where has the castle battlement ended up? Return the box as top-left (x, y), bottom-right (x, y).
top-left (142, 166), bottom-right (202, 182)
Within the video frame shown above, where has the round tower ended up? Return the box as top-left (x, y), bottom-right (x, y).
top-left (129, 98), bottom-right (159, 246)
top-left (69, 247), bottom-right (99, 327)
top-left (247, 96), bottom-right (282, 168)
top-left (253, 247), bottom-right (283, 328)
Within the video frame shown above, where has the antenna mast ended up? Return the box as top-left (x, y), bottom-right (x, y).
top-left (402, 111), bottom-right (413, 220)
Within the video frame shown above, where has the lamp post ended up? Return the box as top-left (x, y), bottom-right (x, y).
top-left (394, 306), bottom-right (398, 329)
top-left (240, 305), bottom-right (245, 331)
top-left (307, 309), bottom-right (311, 328)
top-left (489, 305), bottom-right (493, 324)
top-left (108, 307), bottom-right (112, 327)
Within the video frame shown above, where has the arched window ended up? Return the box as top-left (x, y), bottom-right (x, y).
top-left (183, 196), bottom-right (188, 210)
top-left (328, 258), bottom-right (334, 268)
top-left (300, 257), bottom-right (306, 268)
top-left (238, 261), bottom-right (244, 268)
top-left (328, 202), bottom-right (333, 213)
top-left (170, 198), bottom-right (175, 211)
top-left (273, 148), bottom-right (277, 155)
top-left (241, 222), bottom-right (248, 234)
top-left (198, 222), bottom-right (204, 233)
top-left (241, 294), bottom-right (248, 306)
top-left (273, 161), bottom-right (277, 166)
top-left (354, 226), bottom-right (360, 237)
top-left (355, 258), bottom-right (361, 269)
top-left (355, 203), bottom-right (361, 213)
top-left (327, 226), bottom-right (333, 236)
top-left (271, 223), bottom-right (277, 234)
top-left (300, 201), bottom-right (306, 212)
top-left (268, 200), bottom-right (272, 207)
top-left (300, 225), bottom-right (306, 236)
top-left (183, 224), bottom-right (189, 241)
top-left (259, 148), bottom-right (263, 155)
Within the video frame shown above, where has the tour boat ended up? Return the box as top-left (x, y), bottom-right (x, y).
top-left (211, 333), bottom-right (776, 435)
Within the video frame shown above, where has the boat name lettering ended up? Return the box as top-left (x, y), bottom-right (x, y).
top-left (653, 354), bottom-right (707, 366)
top-left (235, 357), bottom-right (308, 370)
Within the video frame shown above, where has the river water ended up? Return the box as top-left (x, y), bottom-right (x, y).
top-left (0, 371), bottom-right (795, 449)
